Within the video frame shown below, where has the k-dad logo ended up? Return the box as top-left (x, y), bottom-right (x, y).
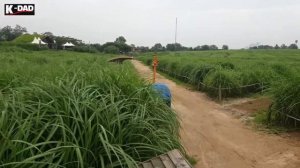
top-left (4, 4), bottom-right (35, 15)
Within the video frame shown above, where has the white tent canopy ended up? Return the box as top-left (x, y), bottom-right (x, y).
top-left (31, 37), bottom-right (47, 45)
top-left (63, 42), bottom-right (75, 47)
top-left (31, 37), bottom-right (39, 44)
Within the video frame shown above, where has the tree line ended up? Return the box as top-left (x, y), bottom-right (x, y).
top-left (0, 25), bottom-right (132, 53)
top-left (0, 25), bottom-right (298, 54)
top-left (249, 43), bottom-right (298, 50)
top-left (136, 43), bottom-right (229, 52)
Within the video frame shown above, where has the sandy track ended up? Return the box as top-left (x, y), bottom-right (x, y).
top-left (131, 60), bottom-right (300, 168)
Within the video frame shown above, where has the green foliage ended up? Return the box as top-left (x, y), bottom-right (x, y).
top-left (91, 43), bottom-right (102, 51)
top-left (0, 41), bottom-right (47, 51)
top-left (115, 43), bottom-right (132, 53)
top-left (196, 45), bottom-right (210, 51)
top-left (17, 43), bottom-right (48, 51)
top-left (13, 33), bottom-right (37, 43)
top-left (268, 75), bottom-right (300, 127)
top-left (115, 36), bottom-right (126, 44)
top-left (0, 47), bottom-right (182, 167)
top-left (203, 69), bottom-right (241, 97)
top-left (72, 45), bottom-right (97, 53)
top-left (101, 41), bottom-right (131, 53)
top-left (219, 62), bottom-right (234, 69)
top-left (281, 44), bottom-right (288, 49)
top-left (151, 43), bottom-right (164, 51)
top-left (288, 43), bottom-right (298, 49)
top-left (166, 43), bottom-right (183, 51)
top-left (138, 50), bottom-right (300, 99)
top-left (0, 25), bottom-right (27, 41)
top-left (190, 64), bottom-right (215, 84)
top-left (222, 45), bottom-right (229, 50)
top-left (55, 36), bottom-right (83, 49)
top-left (209, 45), bottom-right (218, 50)
top-left (250, 45), bottom-right (274, 49)
top-left (104, 45), bottom-right (120, 54)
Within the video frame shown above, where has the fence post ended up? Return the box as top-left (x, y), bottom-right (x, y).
top-left (218, 85), bottom-right (222, 102)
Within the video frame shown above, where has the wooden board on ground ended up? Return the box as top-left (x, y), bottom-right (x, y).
top-left (138, 149), bottom-right (192, 168)
top-left (108, 56), bottom-right (133, 63)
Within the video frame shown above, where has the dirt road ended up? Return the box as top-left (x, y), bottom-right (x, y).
top-left (131, 60), bottom-right (300, 168)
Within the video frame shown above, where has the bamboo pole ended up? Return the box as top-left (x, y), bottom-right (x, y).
top-left (153, 55), bottom-right (158, 83)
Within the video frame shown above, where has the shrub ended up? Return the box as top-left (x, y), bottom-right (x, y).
top-left (72, 45), bottom-right (97, 53)
top-left (104, 45), bottom-right (119, 54)
top-left (17, 43), bottom-right (48, 51)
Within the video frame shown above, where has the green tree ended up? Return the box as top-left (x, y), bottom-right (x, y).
top-left (91, 43), bottom-right (102, 52)
top-left (209, 45), bottom-right (218, 50)
top-left (166, 43), bottom-right (183, 51)
top-left (274, 44), bottom-right (280, 49)
top-left (201, 45), bottom-right (210, 50)
top-left (166, 44), bottom-right (175, 51)
top-left (288, 44), bottom-right (298, 49)
top-left (151, 43), bottom-right (163, 51)
top-left (281, 44), bottom-right (287, 49)
top-left (0, 26), bottom-right (13, 41)
top-left (13, 25), bottom-right (27, 37)
top-left (222, 45), bottom-right (229, 50)
top-left (115, 36), bottom-right (126, 44)
top-left (194, 46), bottom-right (201, 51)
top-left (0, 25), bottom-right (27, 41)
top-left (43, 32), bottom-right (54, 37)
top-left (136, 46), bottom-right (149, 52)
top-left (104, 45), bottom-right (119, 54)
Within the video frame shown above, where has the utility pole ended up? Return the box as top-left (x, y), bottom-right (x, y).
top-left (175, 17), bottom-right (178, 51)
top-left (175, 17), bottom-right (177, 44)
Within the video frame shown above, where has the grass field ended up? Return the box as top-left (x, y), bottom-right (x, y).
top-left (0, 46), bottom-right (182, 167)
top-left (138, 50), bottom-right (300, 127)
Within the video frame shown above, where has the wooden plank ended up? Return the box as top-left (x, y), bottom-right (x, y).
top-left (142, 161), bottom-right (154, 168)
top-left (138, 164), bottom-right (144, 168)
top-left (150, 156), bottom-right (165, 168)
top-left (160, 154), bottom-right (175, 168)
top-left (167, 150), bottom-right (191, 168)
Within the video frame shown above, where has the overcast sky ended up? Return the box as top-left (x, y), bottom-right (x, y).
top-left (1, 0), bottom-right (300, 49)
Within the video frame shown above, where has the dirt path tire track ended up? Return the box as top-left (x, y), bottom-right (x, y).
top-left (131, 60), bottom-right (300, 168)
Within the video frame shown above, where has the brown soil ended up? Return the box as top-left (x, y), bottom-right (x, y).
top-left (131, 60), bottom-right (300, 168)
top-left (227, 98), bottom-right (272, 114)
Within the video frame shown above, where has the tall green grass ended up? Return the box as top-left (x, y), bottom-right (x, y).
top-left (268, 75), bottom-right (300, 127)
top-left (139, 50), bottom-right (300, 128)
top-left (0, 47), bottom-right (182, 167)
top-left (138, 50), bottom-right (300, 98)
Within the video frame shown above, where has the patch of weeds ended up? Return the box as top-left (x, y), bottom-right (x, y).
top-left (186, 155), bottom-right (198, 166)
top-left (253, 110), bottom-right (299, 134)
